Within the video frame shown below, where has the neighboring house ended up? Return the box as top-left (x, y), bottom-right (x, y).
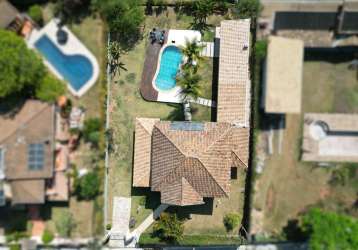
top-left (0, 100), bottom-right (69, 206)
top-left (0, 0), bottom-right (35, 38)
top-left (0, 0), bottom-right (20, 30)
top-left (132, 20), bottom-right (251, 206)
top-left (263, 36), bottom-right (304, 114)
top-left (302, 113), bottom-right (358, 163)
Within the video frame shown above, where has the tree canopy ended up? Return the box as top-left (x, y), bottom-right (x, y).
top-left (98, 0), bottom-right (144, 49)
top-left (0, 29), bottom-right (45, 98)
top-left (35, 74), bottom-right (66, 103)
top-left (234, 0), bottom-right (262, 20)
top-left (302, 208), bottom-right (358, 250)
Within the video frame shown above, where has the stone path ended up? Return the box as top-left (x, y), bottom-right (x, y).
top-left (189, 97), bottom-right (216, 107)
top-left (200, 42), bottom-right (215, 57)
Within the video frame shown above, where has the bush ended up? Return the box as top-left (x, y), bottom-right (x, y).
top-left (83, 117), bottom-right (102, 147)
top-left (35, 74), bottom-right (66, 102)
top-left (6, 232), bottom-right (28, 243)
top-left (9, 245), bottom-right (21, 250)
top-left (153, 213), bottom-right (184, 243)
top-left (74, 171), bottom-right (101, 200)
top-left (106, 223), bottom-right (112, 230)
top-left (223, 213), bottom-right (241, 232)
top-left (255, 40), bottom-right (267, 61)
top-left (41, 229), bottom-right (54, 244)
top-left (28, 5), bottom-right (43, 25)
top-left (55, 210), bottom-right (76, 237)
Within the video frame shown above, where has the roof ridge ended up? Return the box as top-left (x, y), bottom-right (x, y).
top-left (192, 157), bottom-right (228, 197)
top-left (0, 103), bottom-right (52, 144)
top-left (202, 125), bottom-right (232, 155)
top-left (231, 151), bottom-right (248, 169)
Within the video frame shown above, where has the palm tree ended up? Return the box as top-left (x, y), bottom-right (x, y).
top-left (180, 38), bottom-right (204, 68)
top-left (176, 68), bottom-right (202, 101)
top-left (191, 0), bottom-right (214, 33)
top-left (108, 41), bottom-right (127, 77)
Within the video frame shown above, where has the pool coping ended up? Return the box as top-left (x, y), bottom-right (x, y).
top-left (27, 19), bottom-right (100, 97)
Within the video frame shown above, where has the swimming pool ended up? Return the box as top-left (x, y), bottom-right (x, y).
top-left (34, 35), bottom-right (93, 91)
top-left (154, 46), bottom-right (182, 91)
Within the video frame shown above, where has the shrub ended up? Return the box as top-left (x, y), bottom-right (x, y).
top-left (106, 223), bottom-right (112, 230)
top-left (153, 213), bottom-right (184, 243)
top-left (6, 232), bottom-right (28, 243)
top-left (74, 171), bottom-right (101, 200)
top-left (41, 229), bottom-right (54, 244)
top-left (28, 5), bottom-right (43, 25)
top-left (255, 40), bottom-right (268, 61)
top-left (35, 74), bottom-right (66, 102)
top-left (125, 73), bottom-right (136, 84)
top-left (9, 245), bottom-right (21, 250)
top-left (55, 210), bottom-right (76, 237)
top-left (83, 118), bottom-right (102, 147)
top-left (223, 213), bottom-right (241, 232)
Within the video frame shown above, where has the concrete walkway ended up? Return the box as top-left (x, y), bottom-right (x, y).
top-left (189, 97), bottom-right (216, 107)
top-left (109, 197), bottom-right (131, 248)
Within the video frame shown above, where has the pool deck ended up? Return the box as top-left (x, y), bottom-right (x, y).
top-left (139, 31), bottom-right (168, 101)
top-left (27, 19), bottom-right (99, 97)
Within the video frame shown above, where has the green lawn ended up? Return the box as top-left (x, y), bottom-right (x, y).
top-left (107, 8), bottom-right (222, 229)
top-left (252, 52), bottom-right (358, 236)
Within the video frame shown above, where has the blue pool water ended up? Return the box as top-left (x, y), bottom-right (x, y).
top-left (155, 46), bottom-right (182, 91)
top-left (34, 35), bottom-right (93, 91)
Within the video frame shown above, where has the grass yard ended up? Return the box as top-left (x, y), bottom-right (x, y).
top-left (107, 7), bottom-right (224, 229)
top-left (252, 51), bottom-right (358, 236)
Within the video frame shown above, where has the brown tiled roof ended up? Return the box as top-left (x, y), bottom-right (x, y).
top-left (148, 121), bottom-right (249, 206)
top-left (133, 118), bottom-right (160, 187)
top-left (0, 0), bottom-right (19, 29)
top-left (11, 180), bottom-right (45, 205)
top-left (1, 100), bottom-right (55, 180)
top-left (217, 19), bottom-right (251, 126)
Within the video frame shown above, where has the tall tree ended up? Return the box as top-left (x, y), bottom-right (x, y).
top-left (0, 29), bottom-right (45, 98)
top-left (302, 208), bottom-right (358, 250)
top-left (191, 0), bottom-right (214, 32)
top-left (177, 67), bottom-right (202, 101)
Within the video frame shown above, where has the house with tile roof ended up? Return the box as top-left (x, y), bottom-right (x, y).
top-left (132, 19), bottom-right (251, 206)
top-left (0, 100), bottom-right (69, 206)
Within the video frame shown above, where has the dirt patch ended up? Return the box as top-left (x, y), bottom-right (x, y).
top-left (265, 184), bottom-right (275, 211)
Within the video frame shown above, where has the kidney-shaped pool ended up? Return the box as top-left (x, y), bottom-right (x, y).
top-left (34, 35), bottom-right (93, 92)
top-left (154, 45), bottom-right (182, 91)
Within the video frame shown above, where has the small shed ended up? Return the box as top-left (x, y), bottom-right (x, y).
top-left (263, 36), bottom-right (304, 114)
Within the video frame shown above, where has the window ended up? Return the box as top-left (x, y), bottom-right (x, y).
top-left (28, 143), bottom-right (44, 170)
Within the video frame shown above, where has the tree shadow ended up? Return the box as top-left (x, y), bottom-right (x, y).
top-left (166, 103), bottom-right (184, 121)
top-left (0, 94), bottom-right (27, 118)
top-left (282, 219), bottom-right (309, 242)
top-left (0, 206), bottom-right (28, 234)
top-left (167, 198), bottom-right (214, 220)
top-left (131, 187), bottom-right (161, 210)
